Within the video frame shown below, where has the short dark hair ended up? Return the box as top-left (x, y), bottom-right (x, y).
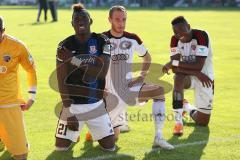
top-left (171, 16), bottom-right (188, 25)
top-left (109, 5), bottom-right (126, 17)
top-left (71, 3), bottom-right (90, 19)
top-left (72, 3), bottom-right (85, 12)
top-left (0, 16), bottom-right (4, 30)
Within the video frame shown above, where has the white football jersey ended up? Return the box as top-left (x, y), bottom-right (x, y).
top-left (103, 31), bottom-right (147, 97)
top-left (170, 29), bottom-right (214, 80)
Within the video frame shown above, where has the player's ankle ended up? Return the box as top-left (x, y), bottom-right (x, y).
top-left (155, 132), bottom-right (163, 139)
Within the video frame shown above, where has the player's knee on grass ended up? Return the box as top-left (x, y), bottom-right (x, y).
top-left (55, 137), bottom-right (73, 151)
top-left (191, 111), bottom-right (210, 126)
top-left (98, 135), bottom-right (115, 151)
top-left (13, 153), bottom-right (28, 160)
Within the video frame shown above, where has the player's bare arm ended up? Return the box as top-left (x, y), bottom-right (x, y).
top-left (172, 67), bottom-right (213, 88)
top-left (172, 56), bottom-right (206, 71)
top-left (128, 52), bottom-right (151, 87)
top-left (162, 54), bottom-right (180, 74)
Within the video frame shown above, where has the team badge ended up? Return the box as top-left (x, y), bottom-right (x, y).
top-left (120, 41), bottom-right (132, 50)
top-left (191, 45), bottom-right (196, 51)
top-left (3, 54), bottom-right (11, 62)
top-left (0, 66), bottom-right (7, 73)
top-left (89, 45), bottom-right (97, 54)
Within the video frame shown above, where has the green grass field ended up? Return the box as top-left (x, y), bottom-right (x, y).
top-left (0, 7), bottom-right (240, 160)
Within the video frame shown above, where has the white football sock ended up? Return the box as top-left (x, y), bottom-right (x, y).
top-left (174, 108), bottom-right (183, 125)
top-left (183, 102), bottom-right (197, 114)
top-left (152, 99), bottom-right (165, 139)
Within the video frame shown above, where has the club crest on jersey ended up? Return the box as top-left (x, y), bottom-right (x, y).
top-left (0, 66), bottom-right (7, 73)
top-left (120, 41), bottom-right (132, 50)
top-left (191, 45), bottom-right (196, 51)
top-left (89, 45), bottom-right (97, 54)
top-left (3, 54), bottom-right (11, 62)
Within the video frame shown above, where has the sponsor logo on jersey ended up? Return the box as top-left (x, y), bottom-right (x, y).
top-left (89, 45), bottom-right (97, 54)
top-left (111, 53), bottom-right (129, 61)
top-left (182, 55), bottom-right (196, 62)
top-left (3, 54), bottom-right (11, 62)
top-left (198, 47), bottom-right (206, 53)
top-left (71, 56), bottom-right (96, 67)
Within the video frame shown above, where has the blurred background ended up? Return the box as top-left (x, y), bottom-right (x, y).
top-left (0, 0), bottom-right (240, 8)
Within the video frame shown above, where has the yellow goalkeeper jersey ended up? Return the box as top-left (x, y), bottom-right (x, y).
top-left (0, 34), bottom-right (37, 108)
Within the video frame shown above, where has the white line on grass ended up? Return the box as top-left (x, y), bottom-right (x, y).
top-left (76, 135), bottom-right (240, 160)
top-left (77, 153), bottom-right (134, 160)
top-left (175, 134), bottom-right (240, 148)
top-left (148, 134), bottom-right (240, 154)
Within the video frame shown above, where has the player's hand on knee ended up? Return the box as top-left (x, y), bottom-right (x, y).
top-left (67, 116), bottom-right (79, 131)
top-left (21, 99), bottom-right (34, 111)
top-left (128, 76), bottom-right (144, 87)
top-left (196, 72), bottom-right (213, 88)
top-left (162, 62), bottom-right (172, 74)
top-left (57, 46), bottom-right (72, 62)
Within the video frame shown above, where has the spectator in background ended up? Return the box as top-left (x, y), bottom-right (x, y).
top-left (73, 0), bottom-right (79, 4)
top-left (37, 0), bottom-right (48, 23)
top-left (48, 0), bottom-right (58, 22)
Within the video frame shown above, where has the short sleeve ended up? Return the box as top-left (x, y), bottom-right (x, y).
top-left (56, 41), bottom-right (65, 62)
top-left (100, 34), bottom-right (111, 56)
top-left (133, 34), bottom-right (147, 57)
top-left (195, 31), bottom-right (209, 57)
top-left (170, 36), bottom-right (180, 56)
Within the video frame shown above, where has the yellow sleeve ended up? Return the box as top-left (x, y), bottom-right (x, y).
top-left (19, 44), bottom-right (37, 100)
